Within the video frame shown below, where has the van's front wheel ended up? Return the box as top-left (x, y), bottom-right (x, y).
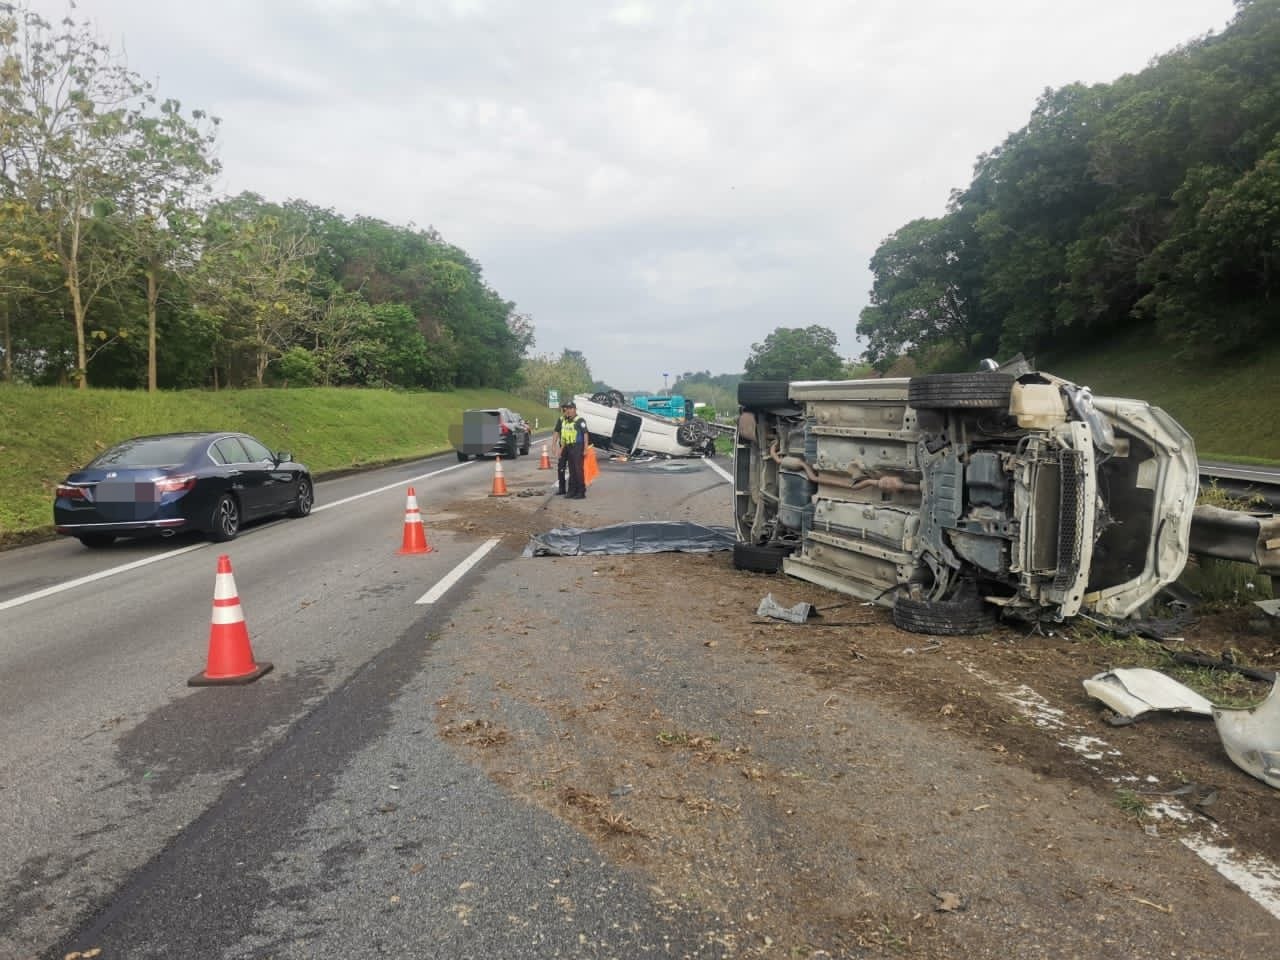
top-left (892, 594), bottom-right (995, 635)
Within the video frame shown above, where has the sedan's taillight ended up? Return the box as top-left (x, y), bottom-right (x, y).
top-left (56, 484), bottom-right (87, 500)
top-left (500, 422), bottom-right (510, 434)
top-left (154, 474), bottom-right (197, 494)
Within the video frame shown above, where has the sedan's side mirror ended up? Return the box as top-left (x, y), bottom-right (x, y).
top-left (276, 450), bottom-right (293, 463)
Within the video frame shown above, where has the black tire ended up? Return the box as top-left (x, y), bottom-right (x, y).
top-left (457, 451), bottom-right (470, 462)
top-left (676, 421), bottom-right (704, 447)
top-left (520, 432), bottom-right (531, 455)
top-left (287, 476), bottom-right (314, 518)
top-left (732, 542), bottom-right (790, 573)
top-left (209, 493), bottom-right (241, 542)
top-left (509, 436), bottom-right (521, 459)
top-left (77, 533), bottom-right (115, 549)
top-left (908, 372), bottom-right (1014, 410)
top-left (737, 381), bottom-right (791, 408)
top-left (891, 594), bottom-right (996, 636)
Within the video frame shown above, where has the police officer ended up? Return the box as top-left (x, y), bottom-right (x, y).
top-left (559, 400), bottom-right (588, 499)
top-left (552, 401), bottom-right (572, 495)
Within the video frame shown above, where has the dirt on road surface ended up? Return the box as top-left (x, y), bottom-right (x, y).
top-left (430, 459), bottom-right (1280, 959)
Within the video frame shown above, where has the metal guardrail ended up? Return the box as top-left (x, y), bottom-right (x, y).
top-left (1194, 463), bottom-right (1280, 592)
top-left (1199, 461), bottom-right (1280, 510)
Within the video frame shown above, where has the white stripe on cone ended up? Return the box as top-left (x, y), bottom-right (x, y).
top-left (213, 571), bottom-right (237, 600)
top-left (212, 604), bottom-right (246, 625)
top-left (212, 569), bottom-right (246, 624)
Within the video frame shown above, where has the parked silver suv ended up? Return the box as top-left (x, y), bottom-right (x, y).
top-left (732, 358), bottom-right (1198, 634)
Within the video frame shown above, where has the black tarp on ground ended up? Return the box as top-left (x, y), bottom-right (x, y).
top-left (522, 521), bottom-right (737, 558)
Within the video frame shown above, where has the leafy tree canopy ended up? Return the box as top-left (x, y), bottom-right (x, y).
top-left (743, 325), bottom-right (845, 381)
top-left (857, 1), bottom-right (1280, 368)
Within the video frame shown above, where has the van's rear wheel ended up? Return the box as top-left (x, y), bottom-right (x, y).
top-left (908, 372), bottom-right (1014, 410)
top-left (737, 381), bottom-right (791, 408)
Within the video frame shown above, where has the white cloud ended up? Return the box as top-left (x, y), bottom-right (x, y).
top-left (28, 0), bottom-right (1237, 389)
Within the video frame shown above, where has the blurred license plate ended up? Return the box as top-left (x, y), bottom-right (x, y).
top-left (96, 481), bottom-right (160, 503)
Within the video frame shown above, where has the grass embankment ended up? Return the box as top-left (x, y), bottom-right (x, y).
top-left (1043, 327), bottom-right (1280, 464)
top-left (0, 385), bottom-right (554, 543)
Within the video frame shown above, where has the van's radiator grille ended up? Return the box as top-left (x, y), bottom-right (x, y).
top-left (1053, 449), bottom-right (1086, 590)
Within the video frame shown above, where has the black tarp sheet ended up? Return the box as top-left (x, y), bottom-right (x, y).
top-left (522, 521), bottom-right (737, 558)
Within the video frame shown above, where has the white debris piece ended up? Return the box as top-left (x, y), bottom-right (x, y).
top-left (1082, 667), bottom-right (1214, 719)
top-left (1214, 681), bottom-right (1280, 790)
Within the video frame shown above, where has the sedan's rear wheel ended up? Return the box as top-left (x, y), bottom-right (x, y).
top-left (288, 477), bottom-right (313, 518)
top-left (77, 533), bottom-right (115, 549)
top-left (209, 493), bottom-right (241, 542)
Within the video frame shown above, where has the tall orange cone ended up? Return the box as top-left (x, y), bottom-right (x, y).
top-left (189, 554), bottom-right (273, 686)
top-left (490, 454), bottom-right (509, 497)
top-left (538, 441), bottom-right (551, 470)
top-left (397, 486), bottom-right (433, 554)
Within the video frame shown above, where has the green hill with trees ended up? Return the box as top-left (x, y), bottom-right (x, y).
top-left (858, 0), bottom-right (1280, 376)
top-left (0, 6), bottom-right (530, 394)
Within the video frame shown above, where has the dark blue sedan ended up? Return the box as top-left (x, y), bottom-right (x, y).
top-left (53, 432), bottom-right (314, 548)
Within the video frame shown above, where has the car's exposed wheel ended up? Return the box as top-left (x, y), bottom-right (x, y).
top-left (591, 390), bottom-right (625, 407)
top-left (737, 381), bottom-right (791, 408)
top-left (288, 477), bottom-right (313, 518)
top-left (732, 542), bottom-right (790, 573)
top-left (676, 421), bottom-right (705, 447)
top-left (209, 493), bottom-right (241, 542)
top-left (891, 594), bottom-right (996, 635)
top-left (907, 372), bottom-right (1014, 410)
top-left (520, 433), bottom-right (531, 455)
top-left (77, 533), bottom-right (115, 549)
top-left (457, 451), bottom-right (470, 462)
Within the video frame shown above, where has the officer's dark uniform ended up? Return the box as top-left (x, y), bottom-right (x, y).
top-left (559, 402), bottom-right (588, 499)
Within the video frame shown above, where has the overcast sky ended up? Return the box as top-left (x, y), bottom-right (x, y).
top-left (28, 0), bottom-right (1235, 391)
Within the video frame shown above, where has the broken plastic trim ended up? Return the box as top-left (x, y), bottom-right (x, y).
top-left (1082, 667), bottom-right (1214, 719)
top-left (755, 593), bottom-right (815, 623)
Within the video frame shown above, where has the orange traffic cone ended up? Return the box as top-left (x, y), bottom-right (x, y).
top-left (538, 442), bottom-right (551, 470)
top-left (490, 454), bottom-right (509, 497)
top-left (397, 486), bottom-right (433, 554)
top-left (189, 554), bottom-right (273, 686)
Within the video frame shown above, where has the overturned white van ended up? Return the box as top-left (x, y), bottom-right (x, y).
top-left (732, 359), bottom-right (1199, 634)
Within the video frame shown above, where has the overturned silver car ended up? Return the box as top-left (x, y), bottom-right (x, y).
top-left (732, 360), bottom-right (1199, 634)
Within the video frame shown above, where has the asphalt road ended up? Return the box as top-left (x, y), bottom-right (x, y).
top-left (0, 450), bottom-right (733, 960)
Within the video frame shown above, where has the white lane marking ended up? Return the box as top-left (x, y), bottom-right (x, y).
top-left (704, 457), bottom-right (733, 483)
top-left (415, 538), bottom-right (501, 605)
top-left (0, 542), bottom-right (208, 612)
top-left (1182, 838), bottom-right (1280, 920)
top-left (315, 460), bottom-right (472, 512)
top-left (963, 662), bottom-right (1280, 918)
top-left (1, 459), bottom-right (475, 613)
